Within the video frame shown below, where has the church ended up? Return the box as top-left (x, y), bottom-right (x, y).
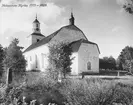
top-left (23, 13), bottom-right (100, 75)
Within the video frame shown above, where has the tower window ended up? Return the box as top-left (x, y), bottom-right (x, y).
top-left (87, 61), bottom-right (91, 70)
top-left (37, 39), bottom-right (40, 42)
top-left (36, 24), bottom-right (39, 27)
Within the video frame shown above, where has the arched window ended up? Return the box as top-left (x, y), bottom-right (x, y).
top-left (30, 56), bottom-right (32, 61)
top-left (36, 24), bottom-right (39, 27)
top-left (35, 55), bottom-right (38, 68)
top-left (41, 53), bottom-right (44, 68)
top-left (87, 61), bottom-right (91, 70)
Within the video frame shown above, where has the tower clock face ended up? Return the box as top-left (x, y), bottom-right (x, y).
top-left (36, 28), bottom-right (39, 31)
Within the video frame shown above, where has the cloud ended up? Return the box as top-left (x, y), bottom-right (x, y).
top-left (0, 2), bottom-right (65, 34)
top-left (111, 26), bottom-right (123, 33)
top-left (81, 0), bottom-right (100, 3)
top-left (112, 26), bottom-right (121, 32)
top-left (116, 0), bottom-right (127, 5)
top-left (0, 0), bottom-right (66, 47)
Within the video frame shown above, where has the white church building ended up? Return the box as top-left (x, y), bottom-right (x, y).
top-left (23, 13), bottom-right (100, 75)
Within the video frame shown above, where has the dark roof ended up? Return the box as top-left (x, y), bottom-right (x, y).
top-left (23, 29), bottom-right (60, 53)
top-left (70, 39), bottom-right (100, 54)
top-left (33, 19), bottom-right (40, 23)
top-left (23, 25), bottom-right (95, 53)
top-left (31, 33), bottom-right (44, 37)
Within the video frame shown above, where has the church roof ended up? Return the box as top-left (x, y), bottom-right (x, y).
top-left (31, 33), bottom-right (44, 37)
top-left (33, 18), bottom-right (40, 23)
top-left (23, 25), bottom-right (94, 53)
top-left (23, 28), bottom-right (60, 53)
top-left (70, 39), bottom-right (100, 54)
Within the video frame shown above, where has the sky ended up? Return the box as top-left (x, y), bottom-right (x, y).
top-left (0, 0), bottom-right (133, 59)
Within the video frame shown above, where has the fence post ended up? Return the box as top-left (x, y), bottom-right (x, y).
top-left (6, 68), bottom-right (9, 85)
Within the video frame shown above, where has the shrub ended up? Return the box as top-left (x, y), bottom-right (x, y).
top-left (59, 78), bottom-right (133, 105)
top-left (1, 75), bottom-right (133, 105)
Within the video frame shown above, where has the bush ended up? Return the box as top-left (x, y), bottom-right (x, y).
top-left (1, 75), bottom-right (133, 105)
top-left (59, 78), bottom-right (133, 105)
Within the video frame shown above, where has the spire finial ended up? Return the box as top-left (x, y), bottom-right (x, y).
top-left (69, 8), bottom-right (75, 25)
top-left (71, 8), bottom-right (73, 17)
top-left (36, 13), bottom-right (37, 19)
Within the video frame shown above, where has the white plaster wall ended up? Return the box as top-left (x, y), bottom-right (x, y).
top-left (78, 43), bottom-right (99, 73)
top-left (50, 28), bottom-right (87, 44)
top-left (23, 44), bottom-right (49, 72)
top-left (71, 53), bottom-right (78, 75)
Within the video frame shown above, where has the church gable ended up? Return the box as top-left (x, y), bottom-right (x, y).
top-left (78, 42), bottom-right (99, 73)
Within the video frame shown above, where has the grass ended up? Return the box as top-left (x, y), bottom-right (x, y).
top-left (0, 72), bottom-right (133, 105)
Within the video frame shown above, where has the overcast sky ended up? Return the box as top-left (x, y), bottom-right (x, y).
top-left (0, 0), bottom-right (133, 58)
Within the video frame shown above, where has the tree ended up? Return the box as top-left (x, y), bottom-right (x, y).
top-left (117, 46), bottom-right (133, 73)
top-left (0, 44), bottom-right (4, 75)
top-left (116, 58), bottom-right (123, 70)
top-left (108, 56), bottom-right (116, 70)
top-left (47, 42), bottom-right (73, 80)
top-left (99, 56), bottom-right (116, 70)
top-left (3, 38), bottom-right (27, 73)
top-left (123, 0), bottom-right (133, 14)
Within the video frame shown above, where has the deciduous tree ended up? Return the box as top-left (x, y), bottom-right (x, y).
top-left (99, 56), bottom-right (116, 70)
top-left (123, 0), bottom-right (133, 14)
top-left (117, 46), bottom-right (133, 73)
top-left (3, 38), bottom-right (27, 73)
top-left (47, 42), bottom-right (73, 80)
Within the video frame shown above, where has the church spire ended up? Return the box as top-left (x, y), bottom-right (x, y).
top-left (33, 14), bottom-right (41, 33)
top-left (69, 10), bottom-right (75, 25)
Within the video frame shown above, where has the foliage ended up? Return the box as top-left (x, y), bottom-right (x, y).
top-left (59, 78), bottom-right (133, 105)
top-left (1, 75), bottom-right (133, 105)
top-left (99, 56), bottom-right (116, 70)
top-left (0, 44), bottom-right (4, 75)
top-left (0, 72), bottom-right (65, 105)
top-left (117, 46), bottom-right (133, 72)
top-left (123, 0), bottom-right (133, 14)
top-left (116, 58), bottom-right (123, 70)
top-left (47, 42), bottom-right (73, 80)
top-left (3, 38), bottom-right (27, 73)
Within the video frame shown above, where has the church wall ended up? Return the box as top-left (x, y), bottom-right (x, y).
top-left (50, 28), bottom-right (87, 44)
top-left (71, 53), bottom-right (78, 75)
top-left (23, 44), bottom-right (49, 72)
top-left (78, 43), bottom-right (99, 74)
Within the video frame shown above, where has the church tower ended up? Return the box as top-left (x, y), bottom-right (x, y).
top-left (28, 14), bottom-right (45, 45)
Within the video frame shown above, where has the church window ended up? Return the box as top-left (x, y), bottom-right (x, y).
top-left (36, 24), bottom-right (39, 27)
top-left (30, 56), bottom-right (32, 61)
top-left (35, 55), bottom-right (38, 68)
top-left (41, 53), bottom-right (44, 68)
top-left (87, 61), bottom-right (91, 70)
top-left (37, 39), bottom-right (40, 42)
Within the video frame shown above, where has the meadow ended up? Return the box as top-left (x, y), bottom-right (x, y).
top-left (0, 72), bottom-right (133, 105)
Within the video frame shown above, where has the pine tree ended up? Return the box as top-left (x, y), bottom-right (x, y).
top-left (3, 38), bottom-right (27, 73)
top-left (0, 44), bottom-right (4, 76)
